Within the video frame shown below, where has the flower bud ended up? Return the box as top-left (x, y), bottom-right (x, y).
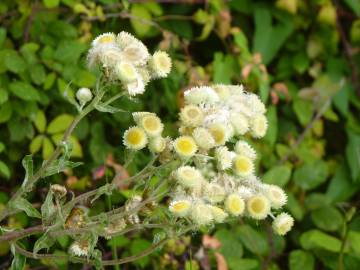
top-left (76, 88), bottom-right (93, 104)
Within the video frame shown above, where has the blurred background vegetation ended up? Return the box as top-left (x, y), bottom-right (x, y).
top-left (0, 0), bottom-right (360, 269)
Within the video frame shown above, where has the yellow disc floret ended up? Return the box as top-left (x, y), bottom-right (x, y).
top-left (233, 155), bottom-right (254, 177)
top-left (272, 212), bottom-right (294, 235)
top-left (208, 123), bottom-right (228, 146)
top-left (139, 115), bottom-right (164, 137)
top-left (169, 199), bottom-right (191, 217)
top-left (179, 105), bottom-right (204, 127)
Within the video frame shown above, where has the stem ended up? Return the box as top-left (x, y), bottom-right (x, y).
top-left (13, 238), bottom-right (168, 266)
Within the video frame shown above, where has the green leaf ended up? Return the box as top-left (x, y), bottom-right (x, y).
top-left (47, 114), bottom-right (74, 134)
top-left (343, 0), bottom-right (360, 16)
top-left (292, 51), bottom-right (310, 74)
top-left (43, 0), bottom-right (60, 8)
top-left (213, 52), bottom-right (236, 84)
top-left (348, 231), bottom-right (360, 255)
top-left (293, 98), bottom-right (313, 126)
top-left (326, 164), bottom-right (359, 202)
top-left (107, 235), bottom-right (130, 248)
top-left (0, 88), bottom-right (9, 104)
top-left (263, 165), bottom-right (291, 187)
top-left (227, 258), bottom-right (259, 270)
top-left (42, 137), bottom-right (55, 159)
top-left (130, 239), bottom-right (152, 267)
top-left (253, 7), bottom-right (294, 64)
top-left (34, 233), bottom-right (56, 254)
top-left (33, 110), bottom-right (47, 133)
top-left (95, 103), bottom-right (125, 114)
top-left (51, 134), bottom-right (83, 158)
top-left (30, 64), bottom-right (46, 85)
top-left (300, 229), bottom-right (341, 252)
top-left (289, 250), bottom-right (315, 270)
top-left (346, 132), bottom-right (360, 181)
top-left (0, 102), bottom-right (13, 123)
top-left (214, 229), bottom-right (243, 259)
top-left (54, 41), bottom-right (86, 63)
top-left (0, 160), bottom-right (10, 179)
top-left (22, 155), bottom-right (33, 189)
top-left (0, 28), bottom-right (6, 48)
top-left (3, 50), bottom-right (26, 74)
top-left (41, 189), bottom-right (56, 226)
top-left (293, 160), bottom-right (329, 190)
top-left (10, 248), bottom-right (26, 270)
top-left (263, 105), bottom-right (278, 146)
top-left (10, 197), bottom-right (41, 218)
top-left (237, 225), bottom-right (268, 255)
top-left (9, 81), bottom-right (40, 101)
top-left (311, 206), bottom-right (343, 231)
top-left (130, 5), bottom-right (153, 37)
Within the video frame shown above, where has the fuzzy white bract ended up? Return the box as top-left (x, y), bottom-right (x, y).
top-left (69, 240), bottom-right (90, 257)
top-left (263, 185), bottom-right (287, 209)
top-left (272, 213), bottom-right (294, 235)
top-left (76, 88), bottom-right (93, 104)
top-left (149, 51), bottom-right (172, 78)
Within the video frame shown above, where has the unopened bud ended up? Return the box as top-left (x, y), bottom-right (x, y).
top-left (76, 88), bottom-right (92, 104)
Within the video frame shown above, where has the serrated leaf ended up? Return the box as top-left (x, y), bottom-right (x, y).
top-left (9, 81), bottom-right (40, 101)
top-left (47, 114), bottom-right (74, 134)
top-left (0, 160), bottom-right (10, 179)
top-left (10, 197), bottom-right (41, 218)
top-left (34, 233), bottom-right (55, 254)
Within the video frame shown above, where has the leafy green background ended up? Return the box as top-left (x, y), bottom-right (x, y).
top-left (0, 0), bottom-right (360, 269)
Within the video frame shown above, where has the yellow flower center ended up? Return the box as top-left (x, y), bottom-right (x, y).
top-left (98, 35), bottom-right (115, 44)
top-left (229, 199), bottom-right (242, 212)
top-left (251, 198), bottom-right (265, 213)
top-left (127, 130), bottom-right (142, 145)
top-left (177, 139), bottom-right (195, 154)
top-left (235, 157), bottom-right (250, 172)
top-left (172, 201), bottom-right (189, 212)
top-left (143, 116), bottom-right (160, 132)
top-left (210, 128), bottom-right (225, 144)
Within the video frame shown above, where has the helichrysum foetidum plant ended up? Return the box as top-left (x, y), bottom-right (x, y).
top-left (0, 32), bottom-right (293, 267)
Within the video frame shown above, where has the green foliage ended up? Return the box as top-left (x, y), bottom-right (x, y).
top-left (0, 0), bottom-right (359, 269)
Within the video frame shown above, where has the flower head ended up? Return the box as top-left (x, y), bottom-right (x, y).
top-left (169, 199), bottom-right (191, 217)
top-left (272, 213), bottom-right (294, 235)
top-left (203, 183), bottom-right (226, 203)
top-left (208, 123), bottom-right (229, 146)
top-left (175, 166), bottom-right (203, 188)
top-left (173, 136), bottom-right (198, 158)
top-left (263, 185), bottom-right (287, 209)
top-left (76, 88), bottom-right (93, 104)
top-left (233, 155), bottom-right (254, 177)
top-left (179, 105), bottom-right (204, 127)
top-left (92, 32), bottom-right (116, 47)
top-left (247, 195), bottom-right (270, 220)
top-left (209, 206), bottom-right (228, 223)
top-left (190, 203), bottom-right (213, 226)
top-left (214, 146), bottom-right (234, 170)
top-left (149, 51), bottom-right (172, 78)
top-left (123, 126), bottom-right (148, 150)
top-left (69, 239), bottom-right (90, 257)
top-left (139, 114), bottom-right (164, 137)
top-left (184, 86), bottom-right (219, 105)
top-left (192, 127), bottom-right (215, 150)
top-left (148, 136), bottom-right (166, 153)
top-left (225, 193), bottom-right (245, 216)
top-left (250, 115), bottom-right (268, 138)
top-left (115, 62), bottom-right (138, 82)
top-left (234, 141), bottom-right (256, 160)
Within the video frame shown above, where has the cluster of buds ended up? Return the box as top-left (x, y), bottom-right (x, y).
top-left (87, 32), bottom-right (172, 96)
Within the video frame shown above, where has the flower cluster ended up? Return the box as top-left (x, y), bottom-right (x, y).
top-left (87, 32), bottom-right (172, 96)
top-left (123, 84), bottom-right (293, 235)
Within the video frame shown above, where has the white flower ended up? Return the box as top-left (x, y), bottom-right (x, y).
top-left (208, 123), bottom-right (229, 146)
top-left (233, 155), bottom-right (254, 177)
top-left (272, 213), bottom-right (294, 235)
top-left (225, 193), bottom-right (245, 216)
top-left (116, 32), bottom-right (149, 65)
top-left (123, 126), bottom-right (148, 150)
top-left (237, 186), bottom-right (254, 200)
top-left (179, 105), bottom-right (204, 127)
top-left (234, 141), bottom-right (257, 160)
top-left (247, 94), bottom-right (266, 114)
top-left (148, 137), bottom-right (166, 153)
top-left (92, 32), bottom-right (116, 47)
top-left (76, 88), bottom-right (93, 104)
top-left (125, 76), bottom-right (145, 96)
top-left (138, 114), bottom-right (164, 137)
top-left (209, 206), bottom-right (228, 223)
top-left (50, 184), bottom-right (67, 198)
top-left (149, 51), bottom-right (172, 78)
top-left (99, 45), bottom-right (122, 68)
top-left (263, 185), bottom-right (287, 209)
top-left (173, 136), bottom-right (198, 158)
top-left (132, 112), bottom-right (155, 124)
top-left (212, 84), bottom-right (231, 100)
top-left (250, 115), bottom-right (268, 138)
top-left (190, 203), bottom-right (214, 226)
top-left (230, 113), bottom-right (249, 135)
top-left (184, 86), bottom-right (219, 105)
top-left (115, 62), bottom-right (138, 82)
top-left (192, 127), bottom-right (215, 150)
top-left (203, 183), bottom-right (226, 203)
top-left (214, 146), bottom-right (234, 170)
top-left (169, 199), bottom-right (191, 217)
top-left (69, 240), bottom-right (90, 257)
top-left (175, 166), bottom-right (203, 188)
top-left (247, 195), bottom-right (271, 220)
